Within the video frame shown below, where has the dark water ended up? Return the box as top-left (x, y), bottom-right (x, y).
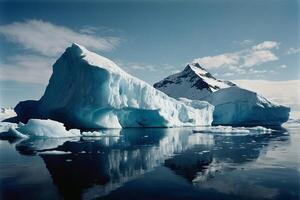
top-left (0, 124), bottom-right (299, 200)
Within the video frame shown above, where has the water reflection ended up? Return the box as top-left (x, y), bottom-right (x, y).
top-left (10, 127), bottom-right (289, 200)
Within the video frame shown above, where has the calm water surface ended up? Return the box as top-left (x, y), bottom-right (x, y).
top-left (0, 124), bottom-right (299, 200)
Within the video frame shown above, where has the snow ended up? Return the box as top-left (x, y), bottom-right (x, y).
top-left (14, 43), bottom-right (213, 129)
top-left (154, 63), bottom-right (290, 126)
top-left (205, 87), bottom-right (290, 126)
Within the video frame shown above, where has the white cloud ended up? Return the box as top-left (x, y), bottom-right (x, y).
top-left (119, 62), bottom-right (179, 74)
top-left (233, 80), bottom-right (300, 119)
top-left (248, 69), bottom-right (267, 74)
top-left (193, 41), bottom-right (279, 72)
top-left (280, 64), bottom-right (287, 68)
top-left (252, 41), bottom-right (279, 50)
top-left (0, 19), bottom-right (121, 84)
top-left (0, 19), bottom-right (120, 56)
top-left (130, 64), bottom-right (156, 72)
top-left (223, 72), bottom-right (234, 77)
top-left (193, 53), bottom-right (240, 69)
top-left (286, 47), bottom-right (300, 55)
top-left (239, 39), bottom-right (254, 46)
top-left (0, 55), bottom-right (54, 84)
top-left (117, 61), bottom-right (158, 73)
top-left (242, 50), bottom-right (278, 67)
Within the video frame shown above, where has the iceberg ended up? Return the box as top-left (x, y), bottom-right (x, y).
top-left (206, 86), bottom-right (290, 126)
top-left (154, 63), bottom-right (290, 126)
top-left (12, 43), bottom-right (213, 129)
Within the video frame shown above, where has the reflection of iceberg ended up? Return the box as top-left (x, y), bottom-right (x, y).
top-left (25, 128), bottom-right (213, 199)
top-left (164, 130), bottom-right (289, 184)
top-left (197, 171), bottom-right (279, 199)
top-left (15, 137), bottom-right (80, 155)
top-left (12, 127), bottom-right (289, 199)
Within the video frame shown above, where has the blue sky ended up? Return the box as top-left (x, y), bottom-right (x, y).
top-left (0, 0), bottom-right (299, 109)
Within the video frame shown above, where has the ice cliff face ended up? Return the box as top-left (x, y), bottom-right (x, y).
top-left (13, 44), bottom-right (213, 129)
top-left (154, 63), bottom-right (290, 126)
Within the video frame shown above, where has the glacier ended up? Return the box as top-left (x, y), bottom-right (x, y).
top-left (10, 43), bottom-right (213, 129)
top-left (154, 62), bottom-right (290, 126)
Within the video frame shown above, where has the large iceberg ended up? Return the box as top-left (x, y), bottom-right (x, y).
top-left (154, 62), bottom-right (290, 126)
top-left (11, 44), bottom-right (213, 129)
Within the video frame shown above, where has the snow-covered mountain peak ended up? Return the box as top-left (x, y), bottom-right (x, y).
top-left (186, 63), bottom-right (222, 82)
top-left (186, 62), bottom-right (209, 75)
top-left (153, 63), bottom-right (235, 99)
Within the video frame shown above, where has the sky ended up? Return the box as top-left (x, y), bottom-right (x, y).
top-left (0, 0), bottom-right (299, 117)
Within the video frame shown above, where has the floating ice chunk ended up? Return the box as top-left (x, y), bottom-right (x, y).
top-left (82, 129), bottom-right (121, 137)
top-left (15, 119), bottom-right (81, 138)
top-left (247, 126), bottom-right (273, 133)
top-left (193, 125), bottom-right (275, 135)
top-left (39, 150), bottom-right (72, 155)
top-left (82, 131), bottom-right (102, 137)
top-left (194, 126), bottom-right (250, 134)
top-left (0, 126), bottom-right (28, 138)
top-left (0, 122), bottom-right (18, 133)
